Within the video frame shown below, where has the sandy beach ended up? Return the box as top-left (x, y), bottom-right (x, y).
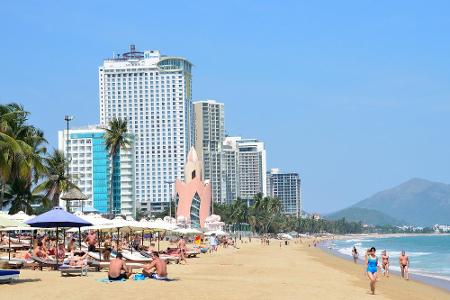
top-left (1, 239), bottom-right (448, 300)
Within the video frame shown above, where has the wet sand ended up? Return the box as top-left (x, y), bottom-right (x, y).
top-left (1, 239), bottom-right (448, 300)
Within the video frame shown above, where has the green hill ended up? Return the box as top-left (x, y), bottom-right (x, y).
top-left (325, 207), bottom-right (404, 226)
top-left (353, 178), bottom-right (450, 226)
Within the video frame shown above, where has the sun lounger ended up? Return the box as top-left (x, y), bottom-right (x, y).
top-left (87, 251), bottom-right (116, 262)
top-left (0, 258), bottom-right (25, 269)
top-left (186, 250), bottom-right (199, 258)
top-left (0, 269), bottom-right (20, 283)
top-left (31, 256), bottom-right (62, 270)
top-left (59, 264), bottom-right (88, 276)
top-left (121, 250), bottom-right (152, 263)
top-left (160, 254), bottom-right (180, 264)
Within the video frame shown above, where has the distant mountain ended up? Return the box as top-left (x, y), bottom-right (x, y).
top-left (326, 207), bottom-right (405, 226)
top-left (352, 178), bottom-right (450, 226)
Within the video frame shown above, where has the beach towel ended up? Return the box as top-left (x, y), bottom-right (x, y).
top-left (96, 277), bottom-right (127, 283)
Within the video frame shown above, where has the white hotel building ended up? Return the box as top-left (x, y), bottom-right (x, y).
top-left (223, 137), bottom-right (267, 203)
top-left (99, 45), bottom-right (193, 213)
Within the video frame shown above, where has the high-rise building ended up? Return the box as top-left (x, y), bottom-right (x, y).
top-left (193, 100), bottom-right (225, 203)
top-left (237, 138), bottom-right (267, 202)
top-left (222, 137), bottom-right (267, 203)
top-left (222, 137), bottom-right (241, 203)
top-left (58, 125), bottom-right (135, 217)
top-left (266, 168), bottom-right (302, 217)
top-left (99, 45), bottom-right (193, 214)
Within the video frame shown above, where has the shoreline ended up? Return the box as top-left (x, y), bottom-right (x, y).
top-left (318, 235), bottom-right (450, 292)
top-left (1, 239), bottom-right (449, 299)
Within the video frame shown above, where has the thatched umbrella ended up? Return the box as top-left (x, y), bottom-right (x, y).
top-left (60, 188), bottom-right (89, 249)
top-left (60, 187), bottom-right (89, 210)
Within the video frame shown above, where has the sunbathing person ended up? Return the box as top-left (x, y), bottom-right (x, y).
top-left (142, 252), bottom-right (168, 280)
top-left (68, 251), bottom-right (88, 266)
top-left (34, 241), bottom-right (48, 259)
top-left (67, 238), bottom-right (76, 253)
top-left (108, 253), bottom-right (131, 281)
top-left (56, 243), bottom-right (66, 260)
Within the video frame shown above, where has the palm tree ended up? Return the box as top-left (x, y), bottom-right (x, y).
top-left (104, 118), bottom-right (130, 216)
top-left (34, 150), bottom-right (73, 208)
top-left (4, 178), bottom-right (45, 215)
top-left (249, 193), bottom-right (282, 233)
top-left (229, 198), bottom-right (248, 230)
top-left (0, 103), bottom-right (47, 209)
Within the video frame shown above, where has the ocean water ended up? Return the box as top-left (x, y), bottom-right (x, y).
top-left (329, 235), bottom-right (450, 282)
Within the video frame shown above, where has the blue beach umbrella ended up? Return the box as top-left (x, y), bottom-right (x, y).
top-left (25, 207), bottom-right (92, 264)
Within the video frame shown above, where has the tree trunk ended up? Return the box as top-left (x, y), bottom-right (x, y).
top-left (54, 191), bottom-right (61, 208)
top-left (109, 152), bottom-right (114, 217)
top-left (0, 181), bottom-right (4, 211)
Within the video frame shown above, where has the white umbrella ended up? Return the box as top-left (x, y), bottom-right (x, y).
top-left (147, 218), bottom-right (177, 231)
top-left (7, 211), bottom-right (35, 222)
top-left (173, 227), bottom-right (202, 235)
top-left (205, 230), bottom-right (229, 236)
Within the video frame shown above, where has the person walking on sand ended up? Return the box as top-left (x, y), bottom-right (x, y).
top-left (381, 250), bottom-right (390, 277)
top-left (366, 247), bottom-right (379, 295)
top-left (352, 246), bottom-right (359, 263)
top-left (177, 235), bottom-right (188, 264)
top-left (399, 250), bottom-right (409, 280)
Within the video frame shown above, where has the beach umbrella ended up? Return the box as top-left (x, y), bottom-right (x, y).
top-left (205, 230), bottom-right (229, 236)
top-left (25, 207), bottom-right (93, 264)
top-left (173, 227), bottom-right (202, 235)
top-left (0, 215), bottom-right (29, 260)
top-left (7, 211), bottom-right (35, 222)
top-left (60, 187), bottom-right (89, 212)
top-left (147, 218), bottom-right (177, 251)
top-left (0, 215), bottom-right (25, 228)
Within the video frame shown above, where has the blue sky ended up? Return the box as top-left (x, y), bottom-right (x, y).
top-left (2, 1), bottom-right (450, 213)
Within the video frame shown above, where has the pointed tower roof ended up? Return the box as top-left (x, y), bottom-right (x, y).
top-left (184, 147), bottom-right (203, 183)
top-left (187, 147), bottom-right (199, 163)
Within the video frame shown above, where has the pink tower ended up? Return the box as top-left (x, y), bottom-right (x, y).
top-left (175, 147), bottom-right (212, 228)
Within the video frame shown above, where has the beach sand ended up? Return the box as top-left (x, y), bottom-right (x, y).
top-left (1, 239), bottom-right (448, 300)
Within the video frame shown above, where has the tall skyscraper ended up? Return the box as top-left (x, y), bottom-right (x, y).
top-left (222, 137), bottom-right (241, 203)
top-left (237, 138), bottom-right (267, 202)
top-left (193, 100), bottom-right (225, 203)
top-left (99, 45), bottom-right (193, 214)
top-left (266, 168), bottom-right (302, 217)
top-left (58, 125), bottom-right (135, 216)
top-left (223, 137), bottom-right (267, 203)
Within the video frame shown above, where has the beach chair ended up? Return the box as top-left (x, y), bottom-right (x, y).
top-left (0, 269), bottom-right (20, 283)
top-left (186, 250), bottom-right (199, 258)
top-left (160, 254), bottom-right (180, 264)
top-left (121, 250), bottom-right (153, 263)
top-left (59, 264), bottom-right (89, 276)
top-left (87, 251), bottom-right (116, 262)
top-left (0, 258), bottom-right (25, 269)
top-left (31, 256), bottom-right (62, 270)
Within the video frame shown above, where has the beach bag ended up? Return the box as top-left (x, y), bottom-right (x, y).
top-left (133, 273), bottom-right (146, 281)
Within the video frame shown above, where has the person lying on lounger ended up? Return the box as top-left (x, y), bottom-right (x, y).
top-left (142, 252), bottom-right (168, 280)
top-left (68, 251), bottom-right (88, 267)
top-left (108, 253), bottom-right (131, 281)
top-left (34, 241), bottom-right (48, 259)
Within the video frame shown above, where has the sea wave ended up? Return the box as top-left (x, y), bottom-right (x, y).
top-left (344, 239), bottom-right (373, 243)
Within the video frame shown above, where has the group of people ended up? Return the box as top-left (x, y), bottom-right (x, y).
top-left (352, 246), bottom-right (410, 295)
top-left (107, 251), bottom-right (168, 281)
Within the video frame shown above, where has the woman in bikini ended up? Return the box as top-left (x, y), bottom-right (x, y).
top-left (366, 247), bottom-right (379, 295)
